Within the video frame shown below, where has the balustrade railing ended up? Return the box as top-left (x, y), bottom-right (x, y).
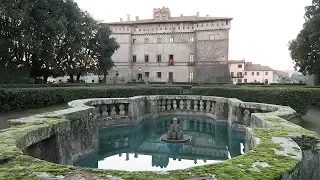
top-left (155, 97), bottom-right (217, 115)
top-left (96, 103), bottom-right (129, 118)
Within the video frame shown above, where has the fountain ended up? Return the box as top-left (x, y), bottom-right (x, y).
top-left (160, 117), bottom-right (191, 143)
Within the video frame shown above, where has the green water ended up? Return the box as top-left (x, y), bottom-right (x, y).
top-left (74, 115), bottom-right (245, 171)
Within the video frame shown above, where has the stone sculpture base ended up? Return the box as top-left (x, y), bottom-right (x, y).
top-left (160, 134), bottom-right (191, 143)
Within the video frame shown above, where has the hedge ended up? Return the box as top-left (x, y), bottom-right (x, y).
top-left (236, 83), bottom-right (266, 86)
top-left (269, 83), bottom-right (307, 86)
top-left (0, 83), bottom-right (103, 88)
top-left (0, 87), bottom-right (182, 112)
top-left (191, 87), bottom-right (320, 114)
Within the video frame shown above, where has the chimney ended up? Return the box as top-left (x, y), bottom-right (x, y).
top-left (180, 14), bottom-right (183, 17)
top-left (127, 14), bottom-right (130, 21)
top-left (135, 16), bottom-right (139, 21)
top-left (120, 18), bottom-right (123, 22)
top-left (196, 12), bottom-right (199, 17)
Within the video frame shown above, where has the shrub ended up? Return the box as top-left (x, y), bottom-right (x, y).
top-left (191, 87), bottom-right (320, 114)
top-left (0, 87), bottom-right (182, 112)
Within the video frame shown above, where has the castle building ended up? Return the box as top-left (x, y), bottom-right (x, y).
top-left (105, 7), bottom-right (232, 83)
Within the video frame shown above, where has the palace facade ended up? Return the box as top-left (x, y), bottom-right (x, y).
top-left (105, 7), bottom-right (232, 83)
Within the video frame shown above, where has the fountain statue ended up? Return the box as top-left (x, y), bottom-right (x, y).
top-left (160, 118), bottom-right (191, 143)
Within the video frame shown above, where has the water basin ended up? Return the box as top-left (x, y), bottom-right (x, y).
top-left (74, 115), bottom-right (246, 171)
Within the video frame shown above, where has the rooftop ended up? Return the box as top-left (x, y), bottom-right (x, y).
top-left (106, 7), bottom-right (232, 25)
top-left (229, 60), bottom-right (245, 64)
top-left (244, 64), bottom-right (273, 71)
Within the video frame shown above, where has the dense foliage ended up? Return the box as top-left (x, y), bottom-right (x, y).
top-left (0, 0), bottom-right (119, 84)
top-left (0, 87), bottom-right (182, 112)
top-left (288, 0), bottom-right (320, 84)
top-left (191, 87), bottom-right (320, 113)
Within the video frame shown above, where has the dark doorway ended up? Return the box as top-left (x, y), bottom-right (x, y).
top-left (138, 73), bottom-right (143, 81)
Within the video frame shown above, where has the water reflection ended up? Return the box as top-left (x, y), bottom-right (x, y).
top-left (74, 115), bottom-right (246, 171)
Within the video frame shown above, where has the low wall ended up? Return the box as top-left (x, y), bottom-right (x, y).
top-left (0, 95), bottom-right (319, 180)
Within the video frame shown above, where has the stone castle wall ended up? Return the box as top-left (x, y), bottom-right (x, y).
top-left (107, 20), bottom-right (231, 83)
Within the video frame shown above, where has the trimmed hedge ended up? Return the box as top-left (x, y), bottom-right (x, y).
top-left (0, 83), bottom-right (103, 88)
top-left (269, 83), bottom-right (307, 86)
top-left (0, 87), bottom-right (182, 112)
top-left (191, 87), bottom-right (320, 114)
top-left (236, 83), bottom-right (266, 86)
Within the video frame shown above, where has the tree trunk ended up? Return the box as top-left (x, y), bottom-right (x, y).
top-left (104, 73), bottom-right (107, 84)
top-left (69, 74), bottom-right (74, 83)
top-left (43, 75), bottom-right (48, 84)
top-left (76, 73), bottom-right (81, 83)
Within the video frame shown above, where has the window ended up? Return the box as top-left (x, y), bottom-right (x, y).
top-left (168, 72), bottom-right (173, 82)
top-left (162, 16), bottom-right (166, 20)
top-left (252, 72), bottom-right (254, 76)
top-left (169, 55), bottom-right (174, 65)
top-left (265, 72), bottom-right (268, 75)
top-left (157, 38), bottom-right (161, 43)
top-left (237, 72), bottom-right (243, 78)
top-left (155, 16), bottom-right (160, 20)
top-left (231, 72), bottom-right (234, 77)
top-left (157, 55), bottom-right (162, 62)
top-left (209, 35), bottom-right (215, 40)
top-left (157, 72), bottom-right (162, 78)
top-left (144, 38), bottom-right (149, 43)
top-left (189, 37), bottom-right (194, 42)
top-left (169, 37), bottom-right (174, 43)
top-left (244, 79), bottom-right (247, 83)
top-left (132, 39), bottom-right (136, 44)
top-left (237, 79), bottom-right (243, 83)
top-left (257, 72), bottom-right (260, 76)
top-left (189, 54), bottom-right (194, 62)
top-left (132, 55), bottom-right (137, 63)
top-left (145, 55), bottom-right (149, 62)
top-left (245, 72), bottom-right (247, 76)
top-left (189, 72), bottom-right (194, 82)
top-left (238, 64), bottom-right (242, 68)
top-left (145, 72), bottom-right (149, 78)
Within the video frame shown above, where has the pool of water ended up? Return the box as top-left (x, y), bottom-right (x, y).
top-left (74, 115), bottom-right (246, 171)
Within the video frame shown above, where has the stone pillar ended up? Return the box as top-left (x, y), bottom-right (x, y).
top-left (180, 100), bottom-right (184, 110)
top-left (110, 105), bottom-right (117, 117)
top-left (145, 98), bottom-right (158, 115)
top-left (206, 101), bottom-right (211, 113)
top-left (194, 100), bottom-right (199, 111)
top-left (199, 100), bottom-right (204, 112)
top-left (119, 104), bottom-right (126, 116)
top-left (167, 100), bottom-right (172, 110)
top-left (162, 100), bottom-right (166, 111)
top-left (128, 96), bottom-right (146, 123)
top-left (227, 99), bottom-right (243, 126)
top-left (173, 100), bottom-right (177, 110)
top-left (187, 100), bottom-right (191, 110)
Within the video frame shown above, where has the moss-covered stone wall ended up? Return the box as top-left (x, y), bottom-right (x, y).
top-left (0, 95), bottom-right (319, 180)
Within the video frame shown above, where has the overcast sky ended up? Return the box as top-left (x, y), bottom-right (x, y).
top-left (74, 0), bottom-right (311, 70)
